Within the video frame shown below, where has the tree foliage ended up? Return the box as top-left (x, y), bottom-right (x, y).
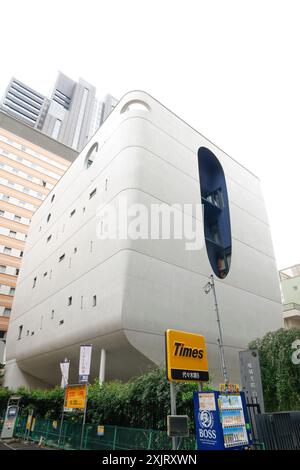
top-left (249, 327), bottom-right (300, 412)
top-left (0, 368), bottom-right (212, 430)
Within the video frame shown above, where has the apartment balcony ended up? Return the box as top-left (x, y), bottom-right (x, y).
top-left (283, 303), bottom-right (300, 328)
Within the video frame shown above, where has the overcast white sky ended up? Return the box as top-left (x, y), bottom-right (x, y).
top-left (0, 0), bottom-right (299, 269)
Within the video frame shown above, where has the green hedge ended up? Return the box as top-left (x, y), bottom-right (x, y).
top-left (0, 368), bottom-right (212, 431)
top-left (249, 327), bottom-right (300, 412)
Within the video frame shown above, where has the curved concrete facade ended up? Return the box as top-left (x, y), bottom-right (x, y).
top-left (4, 91), bottom-right (283, 389)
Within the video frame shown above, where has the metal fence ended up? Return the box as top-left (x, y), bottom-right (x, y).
top-left (13, 416), bottom-right (197, 450)
top-left (255, 411), bottom-right (300, 450)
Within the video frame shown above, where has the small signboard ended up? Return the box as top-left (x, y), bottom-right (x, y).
top-left (97, 425), bottom-right (104, 436)
top-left (167, 415), bottom-right (189, 437)
top-left (26, 410), bottom-right (34, 431)
top-left (239, 349), bottom-right (265, 412)
top-left (60, 359), bottom-right (70, 389)
top-left (64, 384), bottom-right (87, 412)
top-left (79, 345), bottom-right (92, 383)
top-left (165, 329), bottom-right (209, 382)
top-left (219, 383), bottom-right (240, 393)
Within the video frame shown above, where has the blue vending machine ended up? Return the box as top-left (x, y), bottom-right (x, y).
top-left (193, 391), bottom-right (253, 450)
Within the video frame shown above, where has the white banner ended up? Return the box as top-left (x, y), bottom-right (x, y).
top-left (60, 360), bottom-right (70, 389)
top-left (79, 345), bottom-right (92, 383)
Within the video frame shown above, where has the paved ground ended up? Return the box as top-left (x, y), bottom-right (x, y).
top-left (0, 439), bottom-right (51, 450)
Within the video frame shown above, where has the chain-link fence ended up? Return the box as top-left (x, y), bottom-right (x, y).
top-left (13, 416), bottom-right (197, 450)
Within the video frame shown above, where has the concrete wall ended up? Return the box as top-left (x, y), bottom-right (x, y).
top-left (4, 91), bottom-right (283, 389)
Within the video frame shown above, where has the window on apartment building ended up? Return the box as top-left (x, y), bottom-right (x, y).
top-left (43, 271), bottom-right (47, 277)
top-left (20, 251), bottom-right (23, 257)
top-left (0, 330), bottom-right (6, 339)
top-left (67, 296), bottom-right (72, 306)
top-left (14, 215), bottom-right (21, 222)
top-left (3, 308), bottom-right (11, 317)
top-left (52, 119), bottom-right (62, 140)
top-left (92, 295), bottom-right (97, 307)
top-left (89, 188), bottom-right (97, 199)
top-left (13, 168), bottom-right (19, 174)
top-left (105, 178), bottom-right (108, 191)
top-left (0, 265), bottom-right (6, 273)
top-left (70, 209), bottom-right (76, 218)
top-left (4, 247), bottom-right (11, 254)
top-left (23, 187), bottom-right (29, 194)
top-left (2, 195), bottom-right (9, 201)
top-left (51, 194), bottom-right (55, 203)
top-left (9, 230), bottom-right (17, 238)
top-left (74, 247), bottom-right (77, 254)
top-left (33, 276), bottom-right (37, 288)
top-left (86, 142), bottom-right (99, 168)
top-left (47, 213), bottom-right (51, 222)
top-left (0, 210), bottom-right (4, 216)
top-left (15, 268), bottom-right (19, 275)
top-left (59, 254), bottom-right (65, 262)
top-left (18, 325), bottom-right (23, 340)
top-left (47, 234), bottom-right (52, 243)
top-left (9, 287), bottom-right (15, 295)
top-left (51, 309), bottom-right (54, 319)
top-left (42, 180), bottom-right (46, 187)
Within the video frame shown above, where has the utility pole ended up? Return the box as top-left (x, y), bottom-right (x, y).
top-left (204, 274), bottom-right (229, 385)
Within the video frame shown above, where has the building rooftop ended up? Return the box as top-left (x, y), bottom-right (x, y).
top-left (279, 264), bottom-right (300, 280)
top-left (0, 111), bottom-right (78, 162)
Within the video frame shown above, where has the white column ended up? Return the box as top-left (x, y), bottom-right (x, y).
top-left (99, 348), bottom-right (106, 385)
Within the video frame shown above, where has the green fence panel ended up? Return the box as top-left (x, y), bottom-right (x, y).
top-left (84, 424), bottom-right (116, 450)
top-left (10, 415), bottom-right (198, 450)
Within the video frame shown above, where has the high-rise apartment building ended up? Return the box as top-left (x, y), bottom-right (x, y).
top-left (1, 78), bottom-right (48, 130)
top-left (0, 110), bottom-right (78, 351)
top-left (1, 73), bottom-right (118, 152)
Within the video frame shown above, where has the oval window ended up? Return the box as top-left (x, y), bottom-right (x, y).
top-left (198, 147), bottom-right (232, 278)
top-left (85, 142), bottom-right (99, 169)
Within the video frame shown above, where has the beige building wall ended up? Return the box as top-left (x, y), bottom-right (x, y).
top-left (0, 122), bottom-right (75, 344)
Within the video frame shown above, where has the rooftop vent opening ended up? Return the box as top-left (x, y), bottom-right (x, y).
top-left (120, 99), bottom-right (151, 113)
top-left (85, 142), bottom-right (99, 169)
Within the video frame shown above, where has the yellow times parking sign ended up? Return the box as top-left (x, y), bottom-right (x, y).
top-left (165, 329), bottom-right (209, 382)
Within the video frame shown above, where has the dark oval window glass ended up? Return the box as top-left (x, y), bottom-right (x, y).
top-left (198, 147), bottom-right (232, 278)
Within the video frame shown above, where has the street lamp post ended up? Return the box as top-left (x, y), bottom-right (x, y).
top-left (204, 274), bottom-right (229, 385)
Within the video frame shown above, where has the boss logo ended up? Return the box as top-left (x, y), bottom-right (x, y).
top-left (199, 429), bottom-right (217, 439)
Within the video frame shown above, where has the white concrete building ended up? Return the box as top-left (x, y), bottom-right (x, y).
top-left (4, 91), bottom-right (283, 389)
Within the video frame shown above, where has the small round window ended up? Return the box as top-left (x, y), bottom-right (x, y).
top-left (85, 142), bottom-right (99, 169)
